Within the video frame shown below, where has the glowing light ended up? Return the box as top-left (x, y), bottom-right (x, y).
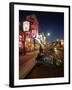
top-left (47, 33), bottom-right (51, 36)
top-left (61, 40), bottom-right (64, 46)
top-left (56, 39), bottom-right (59, 41)
top-left (19, 35), bottom-right (22, 41)
top-left (44, 36), bottom-right (46, 40)
top-left (54, 47), bottom-right (57, 52)
top-left (54, 47), bottom-right (57, 50)
top-left (26, 38), bottom-right (30, 42)
top-left (23, 21), bottom-right (30, 32)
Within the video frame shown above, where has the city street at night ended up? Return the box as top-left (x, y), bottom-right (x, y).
top-left (19, 11), bottom-right (64, 79)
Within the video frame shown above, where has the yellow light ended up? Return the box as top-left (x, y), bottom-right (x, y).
top-left (61, 40), bottom-right (64, 46)
top-left (26, 38), bottom-right (30, 42)
top-left (54, 47), bottom-right (57, 50)
top-left (54, 48), bottom-right (57, 53)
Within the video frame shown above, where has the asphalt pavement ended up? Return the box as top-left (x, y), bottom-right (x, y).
top-left (25, 63), bottom-right (64, 79)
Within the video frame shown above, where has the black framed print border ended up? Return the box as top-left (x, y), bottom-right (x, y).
top-left (9, 2), bottom-right (70, 87)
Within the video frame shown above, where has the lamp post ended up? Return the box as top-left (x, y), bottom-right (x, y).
top-left (23, 21), bottom-right (30, 55)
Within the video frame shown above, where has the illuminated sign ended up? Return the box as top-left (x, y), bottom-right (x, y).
top-left (23, 21), bottom-right (30, 32)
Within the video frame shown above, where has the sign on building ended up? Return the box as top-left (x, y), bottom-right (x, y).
top-left (23, 21), bottom-right (30, 32)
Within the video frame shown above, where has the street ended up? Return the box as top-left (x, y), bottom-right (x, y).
top-left (19, 48), bottom-right (64, 79)
top-left (25, 63), bottom-right (64, 79)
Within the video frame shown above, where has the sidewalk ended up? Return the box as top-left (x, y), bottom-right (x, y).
top-left (19, 50), bottom-right (39, 79)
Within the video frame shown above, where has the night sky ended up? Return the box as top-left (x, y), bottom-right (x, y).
top-left (19, 10), bottom-right (64, 41)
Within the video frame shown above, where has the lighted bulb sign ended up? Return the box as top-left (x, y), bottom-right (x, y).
top-left (23, 21), bottom-right (30, 32)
